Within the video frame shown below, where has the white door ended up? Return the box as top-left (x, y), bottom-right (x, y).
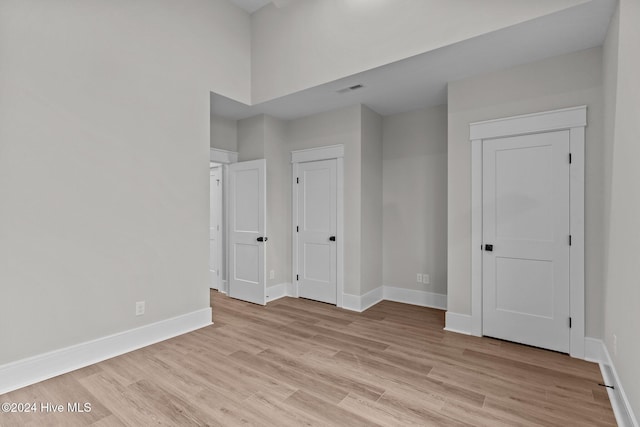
top-left (209, 166), bottom-right (222, 290)
top-left (482, 130), bottom-right (570, 353)
top-left (228, 159), bottom-right (266, 305)
top-left (296, 159), bottom-right (337, 304)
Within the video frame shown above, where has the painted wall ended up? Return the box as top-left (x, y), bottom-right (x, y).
top-left (238, 115), bottom-right (266, 161)
top-left (383, 105), bottom-right (448, 296)
top-left (360, 106), bottom-right (383, 295)
top-left (264, 116), bottom-right (290, 289)
top-left (250, 0), bottom-right (589, 103)
top-left (210, 114), bottom-right (238, 152)
top-left (286, 105), bottom-right (363, 295)
top-left (0, 0), bottom-right (250, 365)
top-left (601, 0), bottom-right (619, 286)
top-left (447, 47), bottom-right (605, 338)
top-left (603, 0), bottom-right (640, 419)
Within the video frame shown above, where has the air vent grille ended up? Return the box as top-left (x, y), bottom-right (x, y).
top-left (337, 84), bottom-right (364, 94)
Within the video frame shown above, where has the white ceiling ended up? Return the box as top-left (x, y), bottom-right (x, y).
top-left (229, 0), bottom-right (271, 13)
top-left (212, 0), bottom-right (615, 120)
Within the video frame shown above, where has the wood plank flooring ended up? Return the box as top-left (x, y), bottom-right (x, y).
top-left (0, 291), bottom-right (616, 426)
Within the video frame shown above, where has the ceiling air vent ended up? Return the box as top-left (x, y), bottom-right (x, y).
top-left (337, 84), bottom-right (364, 94)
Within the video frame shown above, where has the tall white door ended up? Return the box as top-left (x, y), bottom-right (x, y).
top-left (482, 130), bottom-right (570, 353)
top-left (209, 166), bottom-right (222, 290)
top-left (296, 159), bottom-right (337, 304)
top-left (229, 159), bottom-right (266, 305)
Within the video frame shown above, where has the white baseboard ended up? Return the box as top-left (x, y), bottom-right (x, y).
top-left (342, 286), bottom-right (446, 313)
top-left (342, 293), bottom-right (366, 312)
top-left (286, 282), bottom-right (297, 298)
top-left (584, 337), bottom-right (606, 364)
top-left (582, 338), bottom-right (638, 427)
top-left (360, 287), bottom-right (385, 311)
top-left (383, 286), bottom-right (447, 310)
top-left (342, 287), bottom-right (384, 312)
top-left (444, 312), bottom-right (472, 335)
top-left (0, 308), bottom-right (212, 395)
top-left (266, 283), bottom-right (291, 303)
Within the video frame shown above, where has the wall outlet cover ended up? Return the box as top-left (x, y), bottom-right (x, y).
top-left (135, 301), bottom-right (145, 316)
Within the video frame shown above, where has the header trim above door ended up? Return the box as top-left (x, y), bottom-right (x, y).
top-left (470, 105), bottom-right (587, 140)
top-left (210, 148), bottom-right (239, 164)
top-left (291, 144), bottom-right (344, 163)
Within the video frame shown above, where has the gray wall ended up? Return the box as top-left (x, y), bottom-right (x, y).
top-left (383, 105), bottom-right (448, 295)
top-left (238, 115), bottom-right (266, 161)
top-left (603, 0), bottom-right (640, 418)
top-left (0, 0), bottom-right (250, 365)
top-left (360, 106), bottom-right (383, 295)
top-left (210, 114), bottom-right (238, 152)
top-left (250, 0), bottom-right (587, 103)
top-left (264, 116), bottom-right (290, 288)
top-left (447, 47), bottom-right (605, 338)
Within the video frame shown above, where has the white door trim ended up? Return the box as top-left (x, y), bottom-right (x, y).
top-left (209, 149), bottom-right (239, 295)
top-left (291, 145), bottom-right (344, 308)
top-left (291, 144), bottom-right (344, 164)
top-left (209, 165), bottom-right (223, 290)
top-left (469, 106), bottom-right (586, 358)
top-left (210, 148), bottom-right (238, 164)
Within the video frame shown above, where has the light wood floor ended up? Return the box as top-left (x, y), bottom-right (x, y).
top-left (1, 291), bottom-right (616, 426)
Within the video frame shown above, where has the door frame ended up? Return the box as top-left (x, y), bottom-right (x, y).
top-left (291, 145), bottom-right (344, 308)
top-left (469, 106), bottom-right (586, 358)
top-left (210, 148), bottom-right (239, 295)
top-left (209, 164), bottom-right (223, 291)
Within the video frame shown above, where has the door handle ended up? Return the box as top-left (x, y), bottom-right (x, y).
top-left (329, 236), bottom-right (336, 242)
top-left (257, 237), bottom-right (268, 242)
top-left (484, 244), bottom-right (493, 251)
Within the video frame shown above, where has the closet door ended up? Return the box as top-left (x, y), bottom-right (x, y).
top-left (296, 159), bottom-right (337, 304)
top-left (228, 159), bottom-right (267, 305)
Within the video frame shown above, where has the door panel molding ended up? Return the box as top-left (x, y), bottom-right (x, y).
top-left (291, 145), bottom-right (344, 308)
top-left (467, 106), bottom-right (586, 359)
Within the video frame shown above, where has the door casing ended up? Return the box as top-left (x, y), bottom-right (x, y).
top-left (210, 148), bottom-right (239, 295)
top-left (210, 164), bottom-right (223, 290)
top-left (291, 145), bottom-right (344, 308)
top-left (469, 106), bottom-right (586, 359)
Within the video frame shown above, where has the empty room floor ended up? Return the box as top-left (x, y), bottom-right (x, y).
top-left (0, 291), bottom-right (616, 426)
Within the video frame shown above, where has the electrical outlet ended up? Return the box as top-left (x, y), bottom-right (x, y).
top-left (135, 301), bottom-right (145, 316)
top-left (270, 270), bottom-right (275, 280)
top-left (416, 273), bottom-right (422, 283)
top-left (613, 334), bottom-right (617, 356)
top-left (422, 274), bottom-right (430, 285)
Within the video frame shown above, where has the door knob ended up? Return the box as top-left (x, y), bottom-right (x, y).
top-left (329, 236), bottom-right (336, 242)
top-left (257, 237), bottom-right (268, 242)
top-left (484, 244), bottom-right (493, 251)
